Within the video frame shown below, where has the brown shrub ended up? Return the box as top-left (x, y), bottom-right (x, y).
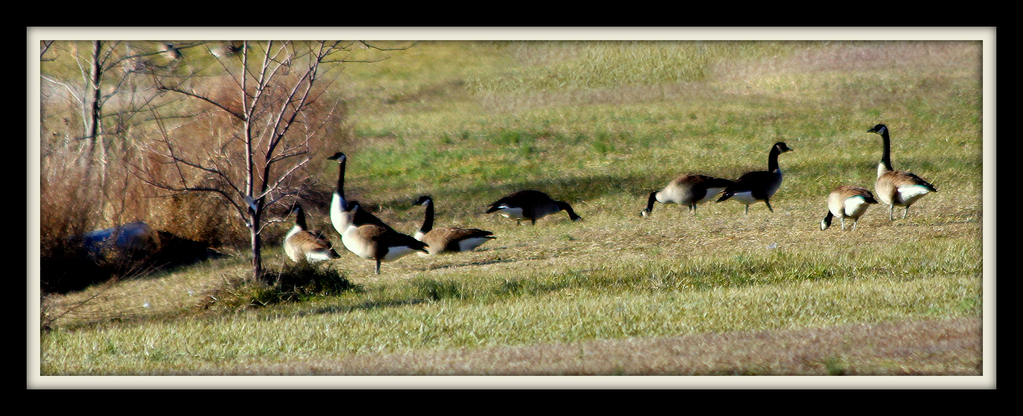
top-left (39, 53), bottom-right (353, 292)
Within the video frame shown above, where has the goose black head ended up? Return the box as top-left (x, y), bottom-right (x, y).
top-left (867, 124), bottom-right (888, 135)
top-left (773, 142), bottom-right (793, 153)
top-left (411, 195), bottom-right (433, 206)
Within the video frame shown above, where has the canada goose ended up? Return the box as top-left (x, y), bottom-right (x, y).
top-left (641, 174), bottom-right (735, 217)
top-left (867, 124), bottom-right (938, 221)
top-left (326, 151), bottom-right (391, 237)
top-left (340, 202), bottom-right (429, 274)
top-left (158, 43), bottom-right (182, 60)
top-left (226, 42), bottom-right (245, 55)
top-left (209, 41), bottom-right (244, 57)
top-left (283, 203), bottom-right (340, 263)
top-left (716, 141), bottom-right (793, 214)
top-left (820, 185), bottom-right (879, 231)
top-left (412, 195), bottom-right (495, 255)
top-left (485, 190), bottom-right (582, 225)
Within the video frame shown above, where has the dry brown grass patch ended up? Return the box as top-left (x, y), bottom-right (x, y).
top-left (204, 316), bottom-right (981, 376)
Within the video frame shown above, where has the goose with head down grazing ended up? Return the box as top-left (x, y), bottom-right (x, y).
top-left (412, 195), bottom-right (495, 255)
top-left (866, 124), bottom-right (938, 221)
top-left (283, 203), bottom-right (340, 263)
top-left (820, 185), bottom-right (879, 231)
top-left (485, 190), bottom-right (582, 225)
top-left (716, 141), bottom-right (793, 214)
top-left (641, 174), bottom-right (734, 217)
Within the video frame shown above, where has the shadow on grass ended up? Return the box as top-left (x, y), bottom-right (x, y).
top-left (41, 231), bottom-right (225, 295)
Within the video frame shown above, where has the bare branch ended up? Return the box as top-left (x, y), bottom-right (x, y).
top-left (155, 83), bottom-right (247, 120)
top-left (361, 40), bottom-right (419, 51)
top-left (40, 74), bottom-right (84, 104)
top-left (129, 40), bottom-right (352, 283)
top-left (40, 40), bottom-right (55, 60)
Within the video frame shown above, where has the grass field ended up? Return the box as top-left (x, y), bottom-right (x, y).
top-left (33, 36), bottom-right (991, 387)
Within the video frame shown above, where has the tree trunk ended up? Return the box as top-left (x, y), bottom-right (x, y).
top-left (83, 41), bottom-right (103, 184)
top-left (250, 221), bottom-right (262, 284)
top-left (248, 197), bottom-right (263, 284)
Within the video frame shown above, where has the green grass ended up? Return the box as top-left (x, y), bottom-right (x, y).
top-left (37, 40), bottom-right (986, 379)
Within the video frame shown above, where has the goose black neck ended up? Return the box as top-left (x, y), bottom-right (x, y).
top-left (645, 191), bottom-right (658, 213)
top-left (768, 146), bottom-right (782, 172)
top-left (335, 157), bottom-right (347, 196)
top-left (558, 201), bottom-right (580, 221)
top-left (420, 199), bottom-right (435, 233)
top-left (295, 206), bottom-right (308, 230)
top-left (879, 129), bottom-right (894, 171)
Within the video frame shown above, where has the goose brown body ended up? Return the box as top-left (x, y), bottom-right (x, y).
top-left (284, 203), bottom-right (340, 263)
top-left (413, 196), bottom-right (495, 255)
top-left (340, 202), bottom-right (428, 274)
top-left (642, 174), bottom-right (734, 217)
top-left (867, 124), bottom-right (937, 221)
top-left (820, 185), bottom-right (879, 231)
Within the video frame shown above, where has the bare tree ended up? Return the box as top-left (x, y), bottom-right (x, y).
top-left (40, 41), bottom-right (176, 185)
top-left (40, 40), bottom-right (193, 259)
top-left (135, 41), bottom-right (351, 283)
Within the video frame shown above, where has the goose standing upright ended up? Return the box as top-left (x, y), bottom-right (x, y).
top-left (485, 190), bottom-right (582, 225)
top-left (820, 185), bottom-right (879, 231)
top-left (283, 203), bottom-right (340, 263)
top-left (412, 195), bottom-right (495, 255)
top-left (716, 142), bottom-right (793, 214)
top-left (340, 202), bottom-right (429, 275)
top-left (867, 124), bottom-right (938, 221)
top-left (327, 151), bottom-right (390, 237)
top-left (641, 174), bottom-right (734, 217)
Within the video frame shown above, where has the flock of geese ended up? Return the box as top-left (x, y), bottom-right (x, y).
top-left (283, 150), bottom-right (585, 274)
top-left (819, 124), bottom-right (937, 231)
top-left (282, 123), bottom-right (938, 274)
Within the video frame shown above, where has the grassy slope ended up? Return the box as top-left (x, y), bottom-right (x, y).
top-left (38, 41), bottom-right (986, 380)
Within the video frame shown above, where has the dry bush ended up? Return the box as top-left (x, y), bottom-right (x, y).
top-left (39, 146), bottom-right (161, 293)
top-left (139, 72), bottom-right (351, 244)
top-left (39, 59), bottom-right (354, 293)
top-left (40, 41), bottom-right (356, 293)
top-left (132, 104), bottom-right (243, 246)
